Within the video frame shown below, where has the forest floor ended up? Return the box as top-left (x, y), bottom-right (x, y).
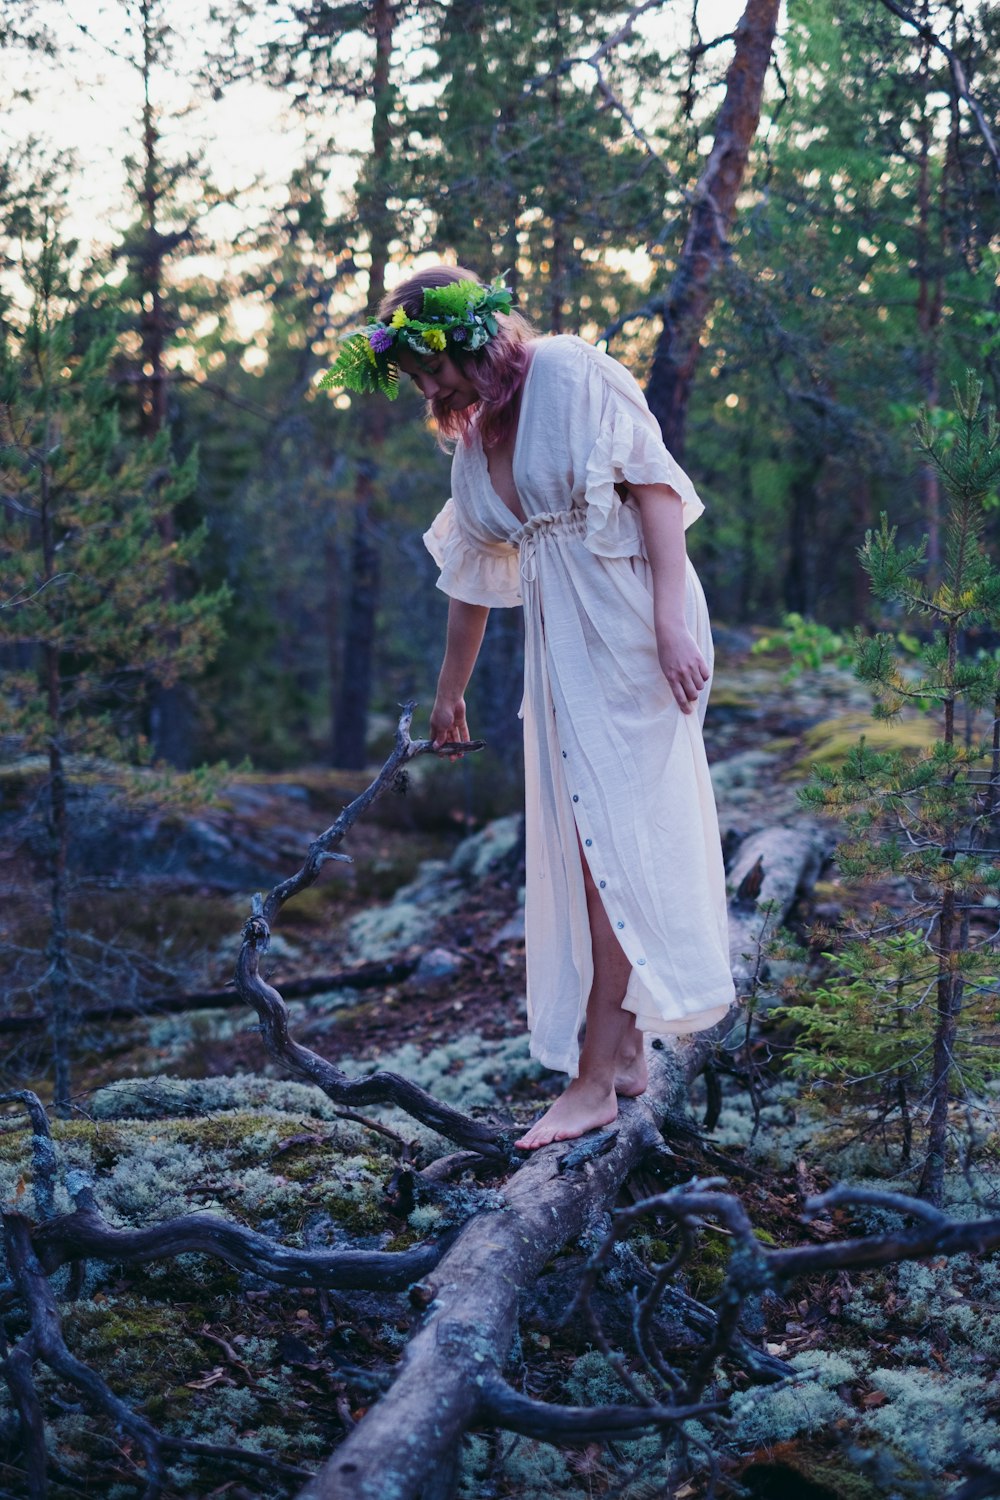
top-left (1, 644), bottom-right (998, 1500)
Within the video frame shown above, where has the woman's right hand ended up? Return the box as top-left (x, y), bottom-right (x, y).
top-left (430, 694), bottom-right (471, 753)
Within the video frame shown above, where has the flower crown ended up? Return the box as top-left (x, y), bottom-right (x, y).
top-left (319, 276), bottom-right (514, 401)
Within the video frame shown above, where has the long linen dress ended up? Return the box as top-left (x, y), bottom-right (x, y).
top-left (423, 335), bottom-right (735, 1077)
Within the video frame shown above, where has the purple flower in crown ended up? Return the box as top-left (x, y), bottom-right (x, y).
top-left (368, 325), bottom-right (393, 354)
top-left (451, 327), bottom-right (467, 342)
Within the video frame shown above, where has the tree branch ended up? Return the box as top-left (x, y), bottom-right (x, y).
top-left (0, 1091), bottom-right (56, 1221)
top-left (479, 1373), bottom-right (724, 1440)
top-left (233, 704), bottom-right (507, 1161)
top-left (28, 1178), bottom-right (452, 1294)
top-left (876, 0), bottom-right (1000, 176)
top-left (4, 1211), bottom-right (167, 1499)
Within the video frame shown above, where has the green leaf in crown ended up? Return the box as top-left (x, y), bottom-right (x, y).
top-left (319, 276), bottom-right (513, 399)
top-left (319, 329), bottom-right (399, 399)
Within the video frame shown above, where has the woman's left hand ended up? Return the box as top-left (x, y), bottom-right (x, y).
top-left (655, 620), bottom-right (710, 714)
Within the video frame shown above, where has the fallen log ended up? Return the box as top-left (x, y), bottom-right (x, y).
top-left (297, 820), bottom-right (829, 1500)
top-left (0, 959), bottom-right (422, 1035)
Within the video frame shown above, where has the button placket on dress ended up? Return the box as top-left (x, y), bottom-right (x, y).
top-left (563, 762), bottom-right (631, 950)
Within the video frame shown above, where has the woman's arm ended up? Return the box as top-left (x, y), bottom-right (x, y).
top-left (430, 599), bottom-right (490, 747)
top-left (632, 482), bottom-right (710, 715)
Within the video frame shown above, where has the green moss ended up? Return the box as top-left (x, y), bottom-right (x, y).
top-left (709, 685), bottom-right (757, 710)
top-left (791, 711), bottom-right (937, 777)
top-left (319, 1186), bottom-right (389, 1236)
top-left (743, 1441), bottom-right (887, 1500)
top-left (168, 1111), bottom-right (307, 1159)
top-left (51, 1118), bottom-right (131, 1170)
top-left (684, 1226), bottom-right (733, 1300)
top-left (0, 1131), bottom-right (31, 1168)
top-left (279, 884), bottom-right (338, 926)
top-left (65, 1297), bottom-right (201, 1406)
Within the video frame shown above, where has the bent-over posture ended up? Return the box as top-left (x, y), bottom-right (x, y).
top-left (324, 266), bottom-right (735, 1150)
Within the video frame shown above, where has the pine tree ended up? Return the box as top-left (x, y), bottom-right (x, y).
top-left (0, 217), bottom-right (228, 1113)
top-left (99, 0), bottom-right (232, 766)
top-left (786, 376), bottom-right (1000, 1202)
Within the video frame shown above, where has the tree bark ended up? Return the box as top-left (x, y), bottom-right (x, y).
top-left (38, 388), bottom-right (72, 1119)
top-left (781, 457), bottom-right (822, 616)
top-left (914, 6), bottom-right (945, 580)
top-left (133, 0), bottom-right (195, 768)
top-left (332, 0), bottom-right (394, 769)
top-left (645, 0), bottom-right (781, 457)
top-left (296, 823), bottom-right (827, 1500)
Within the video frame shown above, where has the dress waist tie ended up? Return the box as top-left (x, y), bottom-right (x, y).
top-left (514, 510), bottom-right (589, 726)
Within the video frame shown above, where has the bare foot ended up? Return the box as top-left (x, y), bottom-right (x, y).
top-left (514, 1077), bottom-right (619, 1151)
top-left (614, 1044), bottom-right (648, 1098)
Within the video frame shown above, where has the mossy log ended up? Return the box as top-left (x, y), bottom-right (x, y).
top-left (298, 821), bottom-right (829, 1500)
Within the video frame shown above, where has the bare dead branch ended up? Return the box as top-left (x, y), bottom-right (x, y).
top-left (579, 1179), bottom-right (1000, 1322)
top-left (29, 1180), bottom-right (452, 1294)
top-left (0, 1329), bottom-right (47, 1500)
top-left (467, 1178), bottom-right (1000, 1463)
top-left (233, 704), bottom-right (506, 1161)
top-left (3, 1204), bottom-right (317, 1496)
top-left (479, 1373), bottom-right (724, 1440)
top-left (0, 958), bottom-right (421, 1034)
top-left (257, 703), bottom-right (483, 926)
top-left (0, 1091), bottom-right (56, 1221)
top-left (297, 823), bottom-right (828, 1500)
top-left (768, 1185), bottom-right (1000, 1279)
top-left (158, 1437), bottom-right (311, 1485)
top-left (3, 1211), bottom-right (167, 1499)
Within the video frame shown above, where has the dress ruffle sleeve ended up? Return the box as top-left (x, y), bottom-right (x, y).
top-left (573, 343), bottom-right (706, 558)
top-left (423, 498), bottom-right (523, 609)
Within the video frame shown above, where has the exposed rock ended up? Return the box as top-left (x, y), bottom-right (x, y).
top-left (410, 948), bottom-right (466, 983)
top-left (341, 815), bottom-right (525, 965)
top-left (340, 860), bottom-right (465, 964)
top-left (488, 911), bottom-right (526, 949)
top-left (448, 813), bottom-right (524, 881)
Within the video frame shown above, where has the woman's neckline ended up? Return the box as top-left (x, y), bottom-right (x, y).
top-left (479, 342), bottom-right (539, 526)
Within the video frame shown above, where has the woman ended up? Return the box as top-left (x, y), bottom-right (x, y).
top-left (324, 266), bottom-right (735, 1150)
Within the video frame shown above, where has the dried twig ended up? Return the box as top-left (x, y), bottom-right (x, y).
top-left (0, 1091), bottom-right (57, 1221)
top-left (28, 1178), bottom-right (452, 1294)
top-left (234, 704), bottom-right (507, 1161)
top-left (4, 1211), bottom-right (167, 1499)
top-left (3, 1208), bottom-right (319, 1496)
top-left (479, 1373), bottom-right (724, 1439)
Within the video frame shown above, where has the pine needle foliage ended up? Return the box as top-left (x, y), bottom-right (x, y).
top-left (784, 376), bottom-right (1000, 1200)
top-left (0, 218), bottom-right (229, 1111)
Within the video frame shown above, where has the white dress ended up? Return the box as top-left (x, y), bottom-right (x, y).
top-left (424, 335), bottom-right (735, 1076)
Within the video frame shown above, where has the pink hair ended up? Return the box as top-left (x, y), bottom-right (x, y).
top-left (378, 264), bottom-right (535, 450)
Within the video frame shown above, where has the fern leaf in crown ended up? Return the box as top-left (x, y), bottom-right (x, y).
top-left (319, 332), bottom-right (398, 399)
top-left (319, 276), bottom-right (513, 400)
top-left (420, 279), bottom-right (483, 320)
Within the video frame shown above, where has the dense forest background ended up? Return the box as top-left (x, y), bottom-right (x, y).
top-left (2, 0), bottom-right (997, 781)
top-left (2, 3), bottom-right (1000, 1498)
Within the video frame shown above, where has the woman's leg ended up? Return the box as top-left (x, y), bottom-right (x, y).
top-left (515, 854), bottom-right (648, 1150)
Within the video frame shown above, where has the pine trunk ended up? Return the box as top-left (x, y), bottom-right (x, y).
top-left (331, 0), bottom-right (394, 769)
top-left (918, 607), bottom-right (961, 1203)
top-left (332, 479), bottom-right (382, 768)
top-left (39, 455), bottom-right (72, 1117)
top-left (915, 71), bottom-right (942, 577)
top-left (918, 885), bottom-right (959, 1204)
top-left (645, 0), bottom-right (780, 456)
top-left (44, 656), bottom-right (72, 1119)
top-left (136, 2), bottom-right (192, 767)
